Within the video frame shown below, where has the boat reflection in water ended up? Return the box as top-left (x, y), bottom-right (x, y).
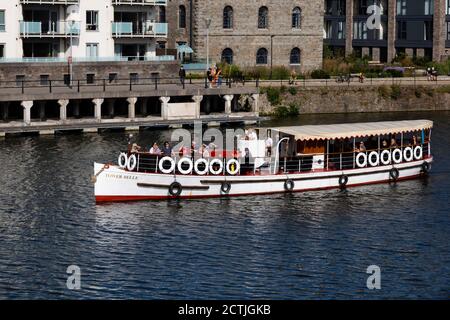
top-left (93, 120), bottom-right (433, 202)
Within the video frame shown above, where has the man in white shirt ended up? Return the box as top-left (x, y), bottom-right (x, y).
top-left (265, 136), bottom-right (273, 157)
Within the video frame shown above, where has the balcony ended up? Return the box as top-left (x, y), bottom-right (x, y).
top-left (20, 0), bottom-right (79, 4)
top-left (20, 21), bottom-right (80, 38)
top-left (0, 56), bottom-right (175, 63)
top-left (112, 0), bottom-right (167, 5)
top-left (112, 22), bottom-right (168, 38)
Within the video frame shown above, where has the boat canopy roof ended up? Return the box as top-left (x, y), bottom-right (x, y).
top-left (271, 120), bottom-right (433, 141)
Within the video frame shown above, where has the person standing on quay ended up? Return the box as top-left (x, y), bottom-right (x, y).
top-left (179, 66), bottom-right (186, 86)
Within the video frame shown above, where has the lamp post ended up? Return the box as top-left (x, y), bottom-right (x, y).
top-left (205, 18), bottom-right (211, 70)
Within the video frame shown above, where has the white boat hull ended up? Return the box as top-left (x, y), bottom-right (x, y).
top-left (94, 157), bottom-right (432, 202)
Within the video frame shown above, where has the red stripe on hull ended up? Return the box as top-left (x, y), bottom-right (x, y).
top-left (95, 174), bottom-right (423, 203)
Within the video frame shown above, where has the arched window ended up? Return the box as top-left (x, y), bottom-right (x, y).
top-left (256, 48), bottom-right (268, 64)
top-left (179, 5), bottom-right (186, 28)
top-left (159, 6), bottom-right (166, 23)
top-left (223, 6), bottom-right (233, 29)
top-left (292, 7), bottom-right (301, 29)
top-left (221, 48), bottom-right (233, 64)
top-left (258, 6), bottom-right (269, 29)
top-left (290, 47), bottom-right (301, 64)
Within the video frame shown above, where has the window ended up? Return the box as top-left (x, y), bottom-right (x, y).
top-left (63, 74), bottom-right (70, 85)
top-left (159, 6), bottom-right (166, 23)
top-left (16, 75), bottom-right (25, 87)
top-left (447, 22), bottom-right (450, 40)
top-left (397, 21), bottom-right (407, 40)
top-left (86, 11), bottom-right (99, 31)
top-left (397, 0), bottom-right (407, 15)
top-left (109, 73), bottom-right (118, 83)
top-left (258, 7), bottom-right (269, 29)
top-left (86, 43), bottom-right (98, 57)
top-left (0, 10), bottom-right (5, 32)
top-left (40, 75), bottom-right (49, 86)
top-left (223, 6), bottom-right (233, 29)
top-left (353, 21), bottom-right (368, 40)
top-left (0, 44), bottom-right (4, 58)
top-left (179, 5), bottom-right (186, 28)
top-left (290, 48), bottom-right (301, 65)
top-left (424, 0), bottom-right (434, 15)
top-left (86, 73), bottom-right (95, 84)
top-left (324, 20), bottom-right (333, 39)
top-left (447, 0), bottom-right (450, 14)
top-left (424, 21), bottom-right (433, 40)
top-left (221, 48), bottom-right (233, 64)
top-left (256, 48), bottom-right (268, 64)
top-left (292, 7), bottom-right (301, 29)
top-left (130, 73), bottom-right (139, 84)
top-left (338, 21), bottom-right (345, 39)
top-left (157, 41), bottom-right (166, 49)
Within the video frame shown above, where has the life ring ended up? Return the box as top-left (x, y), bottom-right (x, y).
top-left (338, 175), bottom-right (348, 188)
top-left (127, 154), bottom-right (137, 171)
top-left (392, 148), bottom-right (403, 164)
top-left (368, 151), bottom-right (380, 167)
top-left (389, 167), bottom-right (400, 181)
top-left (380, 150), bottom-right (391, 165)
top-left (118, 152), bottom-right (128, 169)
top-left (421, 161), bottom-right (430, 174)
top-left (168, 181), bottom-right (182, 196)
top-left (177, 157), bottom-right (193, 175)
top-left (209, 159), bottom-right (223, 175)
top-left (194, 158), bottom-right (209, 175)
top-left (356, 152), bottom-right (367, 168)
top-left (158, 156), bottom-right (175, 174)
top-left (226, 159), bottom-right (240, 175)
top-left (221, 182), bottom-right (231, 194)
top-left (284, 179), bottom-right (294, 192)
top-left (403, 147), bottom-right (414, 162)
top-left (414, 146), bottom-right (423, 160)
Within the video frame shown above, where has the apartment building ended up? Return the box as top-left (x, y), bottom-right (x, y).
top-left (0, 0), bottom-right (169, 61)
top-left (324, 0), bottom-right (449, 62)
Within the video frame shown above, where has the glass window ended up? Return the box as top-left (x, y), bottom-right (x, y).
top-left (397, 21), bottom-right (407, 40)
top-left (179, 5), bottom-right (186, 28)
top-left (424, 0), bottom-right (434, 15)
top-left (447, 22), bottom-right (450, 40)
top-left (353, 21), bottom-right (368, 39)
top-left (0, 44), bottom-right (4, 58)
top-left (258, 7), bottom-right (268, 29)
top-left (86, 73), bottom-right (95, 84)
top-left (223, 6), bottom-right (233, 29)
top-left (256, 48), bottom-right (268, 64)
top-left (424, 21), bottom-right (433, 40)
top-left (396, 0), bottom-right (407, 15)
top-left (0, 10), bottom-right (5, 32)
top-left (338, 21), bottom-right (346, 39)
top-left (159, 6), bottom-right (166, 23)
top-left (292, 7), bottom-right (301, 29)
top-left (86, 11), bottom-right (98, 31)
top-left (86, 43), bottom-right (98, 57)
top-left (221, 48), bottom-right (233, 64)
top-left (290, 48), bottom-right (301, 65)
top-left (325, 20), bottom-right (333, 39)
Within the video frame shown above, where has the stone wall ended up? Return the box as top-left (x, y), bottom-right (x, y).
top-left (166, 0), bottom-right (192, 49)
top-left (0, 61), bottom-right (179, 83)
top-left (259, 86), bottom-right (450, 115)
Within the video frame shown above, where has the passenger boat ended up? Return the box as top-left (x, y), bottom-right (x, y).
top-left (93, 120), bottom-right (433, 202)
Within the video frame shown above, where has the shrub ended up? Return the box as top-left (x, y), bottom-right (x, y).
top-left (265, 87), bottom-right (282, 106)
top-left (390, 84), bottom-right (401, 100)
top-left (414, 86), bottom-right (423, 98)
top-left (244, 66), bottom-right (270, 80)
top-left (288, 86), bottom-right (298, 95)
top-left (273, 103), bottom-right (299, 118)
top-left (378, 85), bottom-right (390, 99)
top-left (279, 85), bottom-right (287, 94)
top-left (288, 103), bottom-right (300, 116)
top-left (271, 66), bottom-right (290, 80)
top-left (310, 69), bottom-right (331, 79)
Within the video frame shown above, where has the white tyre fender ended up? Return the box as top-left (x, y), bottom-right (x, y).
top-left (226, 159), bottom-right (240, 175)
top-left (127, 154), bottom-right (137, 171)
top-left (414, 146), bottom-right (423, 160)
top-left (368, 151), bottom-right (380, 167)
top-left (403, 147), bottom-right (414, 162)
top-left (356, 152), bottom-right (367, 168)
top-left (118, 152), bottom-right (128, 169)
top-left (209, 159), bottom-right (223, 175)
top-left (194, 158), bottom-right (209, 175)
top-left (392, 148), bottom-right (403, 164)
top-left (380, 149), bottom-right (391, 165)
top-left (159, 156), bottom-right (176, 174)
top-left (177, 157), bottom-right (193, 175)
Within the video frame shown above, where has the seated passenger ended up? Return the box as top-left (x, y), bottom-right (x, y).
top-left (149, 142), bottom-right (161, 155)
top-left (411, 136), bottom-right (418, 146)
top-left (359, 141), bottom-right (366, 152)
top-left (390, 138), bottom-right (398, 148)
top-left (130, 143), bottom-right (141, 153)
top-left (161, 141), bottom-right (172, 156)
top-left (382, 140), bottom-right (388, 148)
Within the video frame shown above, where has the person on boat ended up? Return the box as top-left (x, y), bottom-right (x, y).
top-left (390, 138), bottom-right (398, 148)
top-left (149, 142), bottom-right (161, 155)
top-left (249, 129), bottom-right (258, 140)
top-left (411, 135), bottom-right (418, 146)
top-left (265, 135), bottom-right (273, 157)
top-left (359, 141), bottom-right (366, 152)
top-left (382, 140), bottom-right (388, 148)
top-left (161, 141), bottom-right (172, 156)
top-left (200, 144), bottom-right (210, 158)
top-left (130, 143), bottom-right (141, 153)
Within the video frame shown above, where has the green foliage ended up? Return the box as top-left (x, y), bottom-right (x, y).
top-left (271, 66), bottom-right (291, 80)
top-left (390, 84), bottom-right (402, 100)
top-left (273, 103), bottom-right (299, 118)
top-left (378, 85), bottom-right (390, 99)
top-left (310, 69), bottom-right (331, 79)
top-left (414, 86), bottom-right (423, 98)
top-left (288, 86), bottom-right (298, 95)
top-left (265, 87), bottom-right (282, 106)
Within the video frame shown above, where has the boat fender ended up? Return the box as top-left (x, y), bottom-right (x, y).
top-left (209, 159), bottom-right (223, 175)
top-left (284, 179), bottom-right (295, 192)
top-left (380, 149), bottom-right (391, 165)
top-left (221, 182), bottom-right (231, 194)
top-left (118, 152), bottom-right (128, 169)
top-left (368, 151), bottom-right (380, 167)
top-left (194, 158), bottom-right (209, 175)
top-left (127, 154), bottom-right (137, 171)
top-left (339, 175), bottom-right (349, 188)
top-left (414, 146), bottom-right (423, 160)
top-left (226, 159), bottom-right (240, 175)
top-left (389, 167), bottom-right (400, 181)
top-left (403, 147), bottom-right (414, 162)
top-left (421, 161), bottom-right (430, 174)
top-left (177, 157), bottom-right (194, 175)
top-left (392, 148), bottom-right (403, 164)
top-left (356, 152), bottom-right (367, 168)
top-left (159, 156), bottom-right (176, 174)
top-left (168, 181), bottom-right (182, 197)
